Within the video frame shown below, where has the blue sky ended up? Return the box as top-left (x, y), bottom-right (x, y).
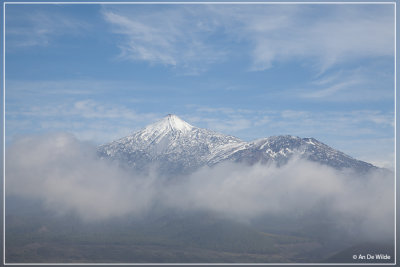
top-left (5, 3), bottom-right (395, 168)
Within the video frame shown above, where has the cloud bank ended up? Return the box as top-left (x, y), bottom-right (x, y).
top-left (6, 133), bottom-right (394, 240)
top-left (6, 133), bottom-right (159, 220)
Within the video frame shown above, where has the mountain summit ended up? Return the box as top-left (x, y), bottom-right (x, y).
top-left (98, 114), bottom-right (376, 174)
top-left (145, 114), bottom-right (194, 134)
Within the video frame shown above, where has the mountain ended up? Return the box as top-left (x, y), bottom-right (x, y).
top-left (98, 114), bottom-right (245, 174)
top-left (98, 114), bottom-right (376, 174)
top-left (227, 136), bottom-right (375, 172)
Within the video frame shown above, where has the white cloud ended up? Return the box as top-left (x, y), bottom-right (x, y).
top-left (190, 105), bottom-right (393, 137)
top-left (207, 117), bottom-right (252, 133)
top-left (236, 5), bottom-right (394, 72)
top-left (187, 108), bottom-right (254, 134)
top-left (102, 6), bottom-right (226, 74)
top-left (183, 105), bottom-right (394, 167)
top-left (104, 11), bottom-right (178, 65)
top-left (6, 133), bottom-right (394, 241)
top-left (6, 133), bottom-right (158, 221)
top-left (298, 67), bottom-right (394, 101)
top-left (303, 79), bottom-right (363, 99)
top-left (102, 4), bottom-right (394, 73)
top-left (6, 99), bottom-right (160, 143)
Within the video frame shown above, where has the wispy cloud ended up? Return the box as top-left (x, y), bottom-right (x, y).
top-left (102, 6), bottom-right (227, 74)
top-left (6, 83), bottom-right (394, 164)
top-left (296, 66), bottom-right (394, 101)
top-left (272, 109), bottom-right (394, 138)
top-left (183, 105), bottom-right (394, 167)
top-left (216, 5), bottom-right (394, 72)
top-left (6, 99), bottom-right (160, 143)
top-left (303, 79), bottom-right (363, 99)
top-left (7, 80), bottom-right (102, 96)
top-left (189, 105), bottom-right (393, 137)
top-left (194, 116), bottom-right (252, 133)
top-left (102, 4), bottom-right (394, 73)
top-left (6, 8), bottom-right (89, 48)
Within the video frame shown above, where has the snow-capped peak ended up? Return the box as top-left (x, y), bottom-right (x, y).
top-left (144, 114), bottom-right (194, 134)
top-left (98, 115), bottom-right (377, 174)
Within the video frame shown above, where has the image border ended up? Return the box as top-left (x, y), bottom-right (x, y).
top-left (2, 1), bottom-right (397, 265)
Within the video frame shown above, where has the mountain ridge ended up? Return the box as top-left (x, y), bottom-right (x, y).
top-left (98, 114), bottom-right (376, 174)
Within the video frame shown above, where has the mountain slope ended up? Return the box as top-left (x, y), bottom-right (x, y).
top-left (98, 114), bottom-right (245, 174)
top-left (228, 136), bottom-right (375, 172)
top-left (98, 114), bottom-right (376, 174)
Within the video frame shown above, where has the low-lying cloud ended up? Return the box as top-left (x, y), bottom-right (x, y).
top-left (6, 133), bottom-right (394, 241)
top-left (6, 133), bottom-right (159, 220)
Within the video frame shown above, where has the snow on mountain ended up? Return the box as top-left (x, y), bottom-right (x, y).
top-left (98, 114), bottom-right (245, 174)
top-left (98, 114), bottom-right (376, 174)
top-left (228, 135), bottom-right (375, 172)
